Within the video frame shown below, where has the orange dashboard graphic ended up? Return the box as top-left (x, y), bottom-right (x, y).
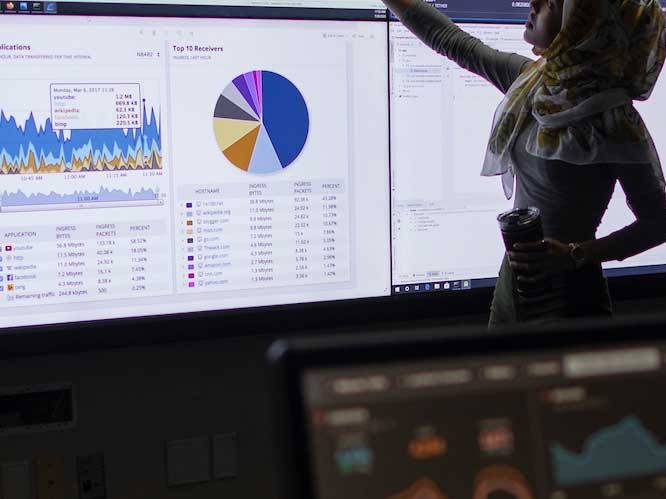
top-left (472, 465), bottom-right (535, 499)
top-left (388, 465), bottom-right (534, 499)
top-left (408, 435), bottom-right (448, 460)
top-left (388, 477), bottom-right (450, 499)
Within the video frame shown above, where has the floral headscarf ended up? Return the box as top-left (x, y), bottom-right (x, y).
top-left (482, 0), bottom-right (666, 199)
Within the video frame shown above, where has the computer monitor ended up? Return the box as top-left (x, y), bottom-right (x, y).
top-left (0, 0), bottom-right (391, 329)
top-left (271, 316), bottom-right (666, 499)
top-left (389, 0), bottom-right (666, 295)
top-left (2, 0), bottom-right (664, 334)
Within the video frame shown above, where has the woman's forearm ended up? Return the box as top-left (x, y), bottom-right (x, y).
top-left (581, 219), bottom-right (666, 264)
top-left (383, 0), bottom-right (530, 93)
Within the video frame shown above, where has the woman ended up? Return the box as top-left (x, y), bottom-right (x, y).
top-left (384, 0), bottom-right (666, 325)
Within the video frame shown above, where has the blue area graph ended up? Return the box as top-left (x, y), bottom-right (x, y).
top-left (551, 416), bottom-right (666, 486)
top-left (0, 104), bottom-right (162, 175)
top-left (1, 187), bottom-right (159, 208)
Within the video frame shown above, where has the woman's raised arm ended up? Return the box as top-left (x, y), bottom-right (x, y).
top-left (382, 0), bottom-right (532, 93)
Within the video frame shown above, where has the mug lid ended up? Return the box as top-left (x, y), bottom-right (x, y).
top-left (497, 207), bottom-right (540, 228)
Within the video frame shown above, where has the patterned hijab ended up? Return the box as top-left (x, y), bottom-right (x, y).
top-left (481, 0), bottom-right (666, 199)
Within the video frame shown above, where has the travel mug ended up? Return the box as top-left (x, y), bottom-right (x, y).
top-left (497, 207), bottom-right (551, 297)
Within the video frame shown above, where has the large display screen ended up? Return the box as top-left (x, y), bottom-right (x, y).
top-left (1, 0), bottom-right (665, 329)
top-left (390, 0), bottom-right (666, 294)
top-left (0, 0), bottom-right (391, 328)
top-left (303, 338), bottom-right (666, 499)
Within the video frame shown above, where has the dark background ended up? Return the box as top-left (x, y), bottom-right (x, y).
top-left (0, 290), bottom-right (664, 498)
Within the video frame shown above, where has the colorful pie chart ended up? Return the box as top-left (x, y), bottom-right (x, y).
top-left (213, 70), bottom-right (309, 173)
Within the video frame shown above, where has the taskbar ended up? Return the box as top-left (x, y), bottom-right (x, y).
top-left (393, 276), bottom-right (496, 294)
top-left (387, 0), bottom-right (664, 22)
top-left (394, 264), bottom-right (666, 295)
top-left (0, 1), bottom-right (56, 13)
top-left (0, 1), bottom-right (388, 20)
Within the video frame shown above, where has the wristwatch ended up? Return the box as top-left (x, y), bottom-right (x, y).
top-left (568, 242), bottom-right (587, 269)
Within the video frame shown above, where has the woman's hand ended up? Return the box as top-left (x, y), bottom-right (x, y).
top-left (508, 238), bottom-right (574, 283)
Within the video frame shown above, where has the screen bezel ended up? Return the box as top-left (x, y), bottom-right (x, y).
top-left (1, 263), bottom-right (664, 357)
top-left (267, 314), bottom-right (666, 499)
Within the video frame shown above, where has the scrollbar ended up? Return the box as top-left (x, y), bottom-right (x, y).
top-left (0, 198), bottom-right (164, 212)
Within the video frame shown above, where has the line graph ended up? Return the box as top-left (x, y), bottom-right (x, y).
top-left (551, 415), bottom-right (666, 486)
top-left (0, 104), bottom-right (162, 175)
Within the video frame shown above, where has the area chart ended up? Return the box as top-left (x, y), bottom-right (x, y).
top-left (213, 70), bottom-right (309, 174)
top-left (551, 416), bottom-right (666, 486)
top-left (0, 105), bottom-right (162, 175)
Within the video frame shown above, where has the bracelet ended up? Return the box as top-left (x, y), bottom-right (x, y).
top-left (568, 242), bottom-right (587, 269)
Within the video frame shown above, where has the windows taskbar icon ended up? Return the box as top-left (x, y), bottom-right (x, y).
top-left (1, 0), bottom-right (53, 12)
top-left (394, 280), bottom-right (472, 294)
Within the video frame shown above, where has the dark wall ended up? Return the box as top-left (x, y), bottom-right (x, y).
top-left (0, 334), bottom-right (280, 499)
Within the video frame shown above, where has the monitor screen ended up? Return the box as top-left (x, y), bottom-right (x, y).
top-left (0, 0), bottom-right (391, 328)
top-left (389, 0), bottom-right (666, 295)
top-left (1, 0), bottom-right (665, 331)
top-left (301, 333), bottom-right (666, 499)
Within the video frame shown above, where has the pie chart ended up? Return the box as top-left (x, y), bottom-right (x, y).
top-left (213, 70), bottom-right (309, 173)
